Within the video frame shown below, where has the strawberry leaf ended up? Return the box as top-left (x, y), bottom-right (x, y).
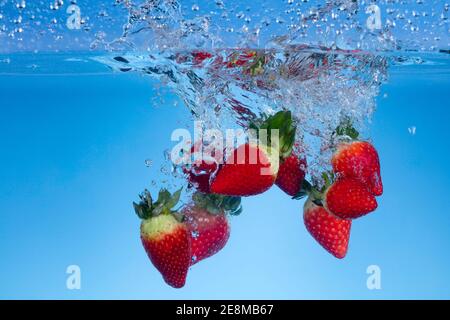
top-left (166, 188), bottom-right (182, 209)
top-left (250, 110), bottom-right (297, 159)
top-left (193, 192), bottom-right (242, 216)
top-left (312, 199), bottom-right (323, 207)
top-left (133, 188), bottom-right (183, 220)
top-left (229, 206), bottom-right (243, 216)
top-left (293, 179), bottom-right (325, 203)
top-left (133, 202), bottom-right (147, 219)
top-left (157, 189), bottom-right (171, 205)
top-left (335, 118), bottom-right (359, 140)
top-left (292, 190), bottom-right (308, 200)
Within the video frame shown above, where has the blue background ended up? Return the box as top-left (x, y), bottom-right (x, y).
top-left (0, 0), bottom-right (450, 300)
top-left (0, 57), bottom-right (449, 299)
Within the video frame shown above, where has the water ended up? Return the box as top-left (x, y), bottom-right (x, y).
top-left (0, 0), bottom-right (450, 298)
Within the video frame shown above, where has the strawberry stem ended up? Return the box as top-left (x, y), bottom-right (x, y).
top-left (193, 192), bottom-right (243, 216)
top-left (133, 188), bottom-right (183, 220)
top-left (293, 179), bottom-right (324, 205)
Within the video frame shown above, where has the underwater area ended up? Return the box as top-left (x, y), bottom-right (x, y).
top-left (0, 0), bottom-right (449, 299)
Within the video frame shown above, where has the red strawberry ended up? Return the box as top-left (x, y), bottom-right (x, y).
top-left (304, 198), bottom-right (351, 259)
top-left (192, 51), bottom-right (213, 65)
top-left (185, 192), bottom-right (240, 264)
top-left (226, 50), bottom-right (257, 68)
top-left (184, 206), bottom-right (230, 265)
top-left (210, 110), bottom-right (296, 197)
top-left (184, 141), bottom-right (222, 193)
top-left (134, 189), bottom-right (191, 288)
top-left (276, 152), bottom-right (307, 196)
top-left (332, 141), bottom-right (383, 196)
top-left (210, 143), bottom-right (278, 196)
top-left (324, 178), bottom-right (378, 219)
top-left (186, 160), bottom-right (217, 193)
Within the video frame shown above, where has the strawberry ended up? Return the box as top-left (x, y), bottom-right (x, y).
top-left (184, 207), bottom-right (230, 265)
top-left (324, 178), bottom-right (378, 220)
top-left (133, 189), bottom-right (191, 288)
top-left (192, 51), bottom-right (213, 65)
top-left (210, 111), bottom-right (296, 197)
top-left (186, 160), bottom-right (217, 193)
top-left (332, 122), bottom-right (383, 196)
top-left (304, 198), bottom-right (351, 259)
top-left (332, 141), bottom-right (383, 196)
top-left (184, 192), bottom-right (240, 265)
top-left (210, 143), bottom-right (278, 196)
top-left (184, 141), bottom-right (222, 193)
top-left (226, 50), bottom-right (257, 68)
top-left (275, 152), bottom-right (307, 196)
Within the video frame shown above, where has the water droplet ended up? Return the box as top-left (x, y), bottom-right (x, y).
top-left (16, 0), bottom-right (26, 10)
top-left (13, 16), bottom-right (22, 24)
top-left (236, 12), bottom-right (245, 19)
top-left (191, 255), bottom-right (197, 262)
top-left (145, 159), bottom-right (153, 167)
top-left (191, 231), bottom-right (200, 239)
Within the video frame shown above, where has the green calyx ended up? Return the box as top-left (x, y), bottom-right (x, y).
top-left (293, 171), bottom-right (335, 207)
top-left (334, 117), bottom-right (359, 141)
top-left (247, 55), bottom-right (266, 76)
top-left (192, 192), bottom-right (243, 216)
top-left (249, 110), bottom-right (297, 160)
top-left (133, 188), bottom-right (183, 221)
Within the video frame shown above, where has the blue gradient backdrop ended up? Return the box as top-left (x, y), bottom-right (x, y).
top-left (1, 0), bottom-right (450, 300)
top-left (1, 60), bottom-right (450, 299)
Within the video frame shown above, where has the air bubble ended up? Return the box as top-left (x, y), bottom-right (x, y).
top-left (236, 12), bottom-right (245, 19)
top-left (191, 231), bottom-right (200, 239)
top-left (145, 159), bottom-right (153, 167)
top-left (16, 1), bottom-right (26, 10)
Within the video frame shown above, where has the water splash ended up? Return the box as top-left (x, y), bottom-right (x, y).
top-left (96, 45), bottom-right (387, 179)
top-left (0, 0), bottom-right (448, 53)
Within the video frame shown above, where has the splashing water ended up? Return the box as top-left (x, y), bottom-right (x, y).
top-left (0, 0), bottom-right (448, 181)
top-left (1, 0), bottom-right (447, 52)
top-left (97, 45), bottom-right (387, 179)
